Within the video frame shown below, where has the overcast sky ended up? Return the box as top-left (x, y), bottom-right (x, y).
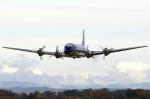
top-left (0, 0), bottom-right (150, 87)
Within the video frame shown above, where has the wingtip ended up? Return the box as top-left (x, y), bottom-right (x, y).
top-left (2, 47), bottom-right (10, 49)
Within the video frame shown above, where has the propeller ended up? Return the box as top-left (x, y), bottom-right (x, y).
top-left (99, 46), bottom-right (111, 60)
top-left (86, 45), bottom-right (94, 58)
top-left (103, 55), bottom-right (106, 60)
top-left (40, 56), bottom-right (43, 60)
top-left (54, 45), bottom-right (61, 58)
top-left (56, 45), bottom-right (59, 52)
top-left (48, 45), bottom-right (62, 59)
top-left (36, 45), bottom-right (46, 60)
top-left (86, 45), bottom-right (90, 58)
top-left (86, 45), bottom-right (89, 53)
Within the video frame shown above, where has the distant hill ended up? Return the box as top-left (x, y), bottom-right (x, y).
top-left (107, 82), bottom-right (150, 89)
top-left (62, 84), bottom-right (105, 89)
top-left (0, 81), bottom-right (41, 88)
top-left (0, 81), bottom-right (63, 93)
top-left (8, 87), bottom-right (62, 94)
top-left (0, 81), bottom-right (150, 93)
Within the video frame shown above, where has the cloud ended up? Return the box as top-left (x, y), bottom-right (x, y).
top-left (0, 61), bottom-right (149, 88)
top-left (0, 53), bottom-right (150, 87)
top-left (32, 69), bottom-right (43, 75)
top-left (12, 54), bottom-right (39, 70)
top-left (0, 65), bottom-right (18, 74)
top-left (117, 62), bottom-right (150, 73)
top-left (0, 54), bottom-right (39, 72)
top-left (116, 61), bottom-right (150, 83)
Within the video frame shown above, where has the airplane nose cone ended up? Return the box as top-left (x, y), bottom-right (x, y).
top-left (64, 45), bottom-right (73, 53)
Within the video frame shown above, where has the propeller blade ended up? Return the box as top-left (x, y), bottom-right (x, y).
top-left (41, 45), bottom-right (46, 49)
top-left (40, 56), bottom-right (43, 60)
top-left (56, 45), bottom-right (58, 51)
top-left (103, 55), bottom-right (105, 60)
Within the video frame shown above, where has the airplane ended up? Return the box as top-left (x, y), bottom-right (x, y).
top-left (2, 30), bottom-right (147, 60)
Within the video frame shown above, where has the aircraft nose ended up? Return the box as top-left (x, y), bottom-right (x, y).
top-left (64, 45), bottom-right (73, 53)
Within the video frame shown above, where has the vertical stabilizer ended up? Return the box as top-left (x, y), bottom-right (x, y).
top-left (82, 29), bottom-right (85, 46)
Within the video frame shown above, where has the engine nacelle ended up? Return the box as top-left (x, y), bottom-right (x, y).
top-left (86, 50), bottom-right (93, 58)
top-left (54, 51), bottom-right (62, 58)
top-left (103, 48), bottom-right (111, 56)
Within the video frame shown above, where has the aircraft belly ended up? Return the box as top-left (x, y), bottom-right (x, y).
top-left (64, 51), bottom-right (85, 58)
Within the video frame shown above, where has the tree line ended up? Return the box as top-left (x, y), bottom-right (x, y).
top-left (0, 88), bottom-right (150, 99)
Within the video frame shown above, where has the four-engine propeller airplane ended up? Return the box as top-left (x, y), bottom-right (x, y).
top-left (3, 30), bottom-right (147, 60)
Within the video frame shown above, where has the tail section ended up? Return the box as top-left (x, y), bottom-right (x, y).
top-left (82, 29), bottom-right (85, 46)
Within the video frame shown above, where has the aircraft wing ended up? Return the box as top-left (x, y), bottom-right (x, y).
top-left (2, 47), bottom-right (61, 56)
top-left (91, 45), bottom-right (147, 56)
top-left (3, 47), bottom-right (37, 53)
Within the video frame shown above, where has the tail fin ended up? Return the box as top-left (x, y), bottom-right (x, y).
top-left (82, 29), bottom-right (85, 46)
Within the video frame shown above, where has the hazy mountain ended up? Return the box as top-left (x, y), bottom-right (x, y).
top-left (0, 81), bottom-right (41, 88)
top-left (8, 87), bottom-right (62, 94)
top-left (62, 84), bottom-right (105, 89)
top-left (107, 82), bottom-right (150, 89)
top-left (0, 81), bottom-right (63, 93)
top-left (0, 81), bottom-right (150, 93)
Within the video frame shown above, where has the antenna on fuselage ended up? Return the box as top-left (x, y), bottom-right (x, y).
top-left (82, 29), bottom-right (85, 46)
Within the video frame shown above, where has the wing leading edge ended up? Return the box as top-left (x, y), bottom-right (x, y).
top-left (2, 46), bottom-right (64, 57)
top-left (91, 45), bottom-right (148, 56)
top-left (2, 45), bottom-right (147, 59)
top-left (3, 47), bottom-right (37, 53)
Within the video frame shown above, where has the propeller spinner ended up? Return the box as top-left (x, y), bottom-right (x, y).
top-left (100, 47), bottom-right (112, 60)
top-left (36, 45), bottom-right (46, 60)
top-left (54, 45), bottom-right (61, 58)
